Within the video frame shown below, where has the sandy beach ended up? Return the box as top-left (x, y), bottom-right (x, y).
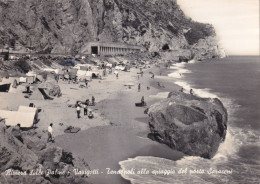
top-left (0, 60), bottom-right (185, 183)
top-left (53, 65), bottom-right (185, 183)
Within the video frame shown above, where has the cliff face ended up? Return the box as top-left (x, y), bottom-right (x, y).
top-left (0, 0), bottom-right (223, 60)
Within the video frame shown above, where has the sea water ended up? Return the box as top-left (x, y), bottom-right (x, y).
top-left (119, 56), bottom-right (260, 184)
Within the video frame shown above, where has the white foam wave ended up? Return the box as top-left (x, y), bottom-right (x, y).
top-left (174, 81), bottom-right (218, 98)
top-left (119, 156), bottom-right (232, 184)
top-left (169, 62), bottom-right (192, 79)
top-left (188, 59), bottom-right (197, 64)
top-left (168, 72), bottom-right (182, 78)
top-left (149, 92), bottom-right (169, 99)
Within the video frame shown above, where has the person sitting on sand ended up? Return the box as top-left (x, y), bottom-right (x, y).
top-left (88, 111), bottom-right (94, 119)
top-left (180, 88), bottom-right (184, 92)
top-left (47, 123), bottom-right (54, 143)
top-left (190, 89), bottom-right (194, 95)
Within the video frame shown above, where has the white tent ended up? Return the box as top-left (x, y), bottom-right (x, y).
top-left (26, 71), bottom-right (37, 82)
top-left (19, 77), bottom-right (27, 83)
top-left (115, 65), bottom-right (125, 71)
top-left (0, 106), bottom-right (38, 128)
top-left (43, 68), bottom-right (59, 74)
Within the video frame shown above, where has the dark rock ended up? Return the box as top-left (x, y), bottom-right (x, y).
top-left (148, 91), bottom-right (228, 159)
top-left (0, 121), bottom-right (90, 184)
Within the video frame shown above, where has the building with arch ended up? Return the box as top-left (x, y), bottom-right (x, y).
top-left (80, 42), bottom-right (144, 56)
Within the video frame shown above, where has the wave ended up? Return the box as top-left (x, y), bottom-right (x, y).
top-left (168, 62), bottom-right (192, 79)
top-left (119, 60), bottom-right (260, 184)
top-left (149, 92), bottom-right (169, 99)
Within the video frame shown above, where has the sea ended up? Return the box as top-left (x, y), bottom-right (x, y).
top-left (119, 56), bottom-right (260, 184)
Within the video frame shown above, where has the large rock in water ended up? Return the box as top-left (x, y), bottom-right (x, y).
top-left (148, 91), bottom-right (228, 159)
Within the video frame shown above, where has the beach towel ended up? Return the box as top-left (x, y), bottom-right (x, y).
top-left (64, 126), bottom-right (81, 133)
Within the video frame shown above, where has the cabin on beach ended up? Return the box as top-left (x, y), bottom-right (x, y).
top-left (80, 42), bottom-right (145, 56)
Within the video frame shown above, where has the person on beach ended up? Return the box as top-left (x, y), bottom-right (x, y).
top-left (47, 123), bottom-right (54, 143)
top-left (85, 79), bottom-right (88, 88)
top-left (83, 103), bottom-right (88, 115)
top-left (138, 83), bottom-right (141, 92)
top-left (180, 88), bottom-right (184, 92)
top-left (92, 96), bottom-right (95, 106)
top-left (116, 73), bottom-right (119, 79)
top-left (85, 99), bottom-right (90, 106)
top-left (141, 96), bottom-right (145, 106)
top-left (88, 111), bottom-right (94, 119)
top-left (151, 73), bottom-right (154, 78)
top-left (76, 105), bottom-right (81, 118)
top-left (190, 89), bottom-right (194, 95)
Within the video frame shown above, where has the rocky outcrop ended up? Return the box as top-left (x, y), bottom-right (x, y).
top-left (0, 123), bottom-right (91, 184)
top-left (0, 0), bottom-right (223, 60)
top-left (148, 91), bottom-right (228, 159)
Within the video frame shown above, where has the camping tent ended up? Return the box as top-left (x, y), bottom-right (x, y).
top-left (26, 71), bottom-right (37, 82)
top-left (26, 76), bottom-right (34, 84)
top-left (0, 106), bottom-right (38, 128)
top-left (115, 65), bottom-right (125, 71)
top-left (19, 77), bottom-right (27, 83)
top-left (0, 77), bottom-right (20, 93)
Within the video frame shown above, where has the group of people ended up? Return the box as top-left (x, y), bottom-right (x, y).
top-left (76, 96), bottom-right (95, 119)
top-left (180, 87), bottom-right (194, 95)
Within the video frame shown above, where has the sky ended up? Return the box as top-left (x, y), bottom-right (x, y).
top-left (177, 0), bottom-right (259, 55)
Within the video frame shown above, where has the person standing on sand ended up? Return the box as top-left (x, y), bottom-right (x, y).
top-left (76, 105), bottom-right (81, 118)
top-left (92, 96), bottom-right (95, 106)
top-left (116, 73), bottom-right (119, 79)
top-left (47, 123), bottom-right (54, 143)
top-left (141, 96), bottom-right (145, 106)
top-left (138, 83), bottom-right (141, 92)
top-left (85, 79), bottom-right (88, 88)
top-left (83, 103), bottom-right (88, 115)
top-left (85, 99), bottom-right (90, 106)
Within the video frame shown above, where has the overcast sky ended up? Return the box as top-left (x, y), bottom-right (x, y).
top-left (177, 0), bottom-right (259, 55)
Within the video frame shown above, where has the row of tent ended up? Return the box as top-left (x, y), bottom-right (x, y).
top-left (43, 65), bottom-right (101, 81)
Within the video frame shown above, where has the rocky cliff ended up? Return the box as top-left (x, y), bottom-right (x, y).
top-left (148, 91), bottom-right (228, 159)
top-left (0, 0), bottom-right (223, 60)
top-left (0, 123), bottom-right (91, 184)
